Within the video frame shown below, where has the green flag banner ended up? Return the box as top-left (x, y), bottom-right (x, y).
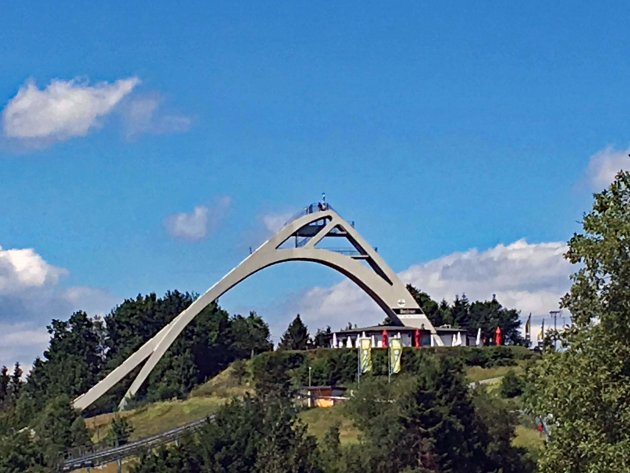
top-left (389, 338), bottom-right (402, 375)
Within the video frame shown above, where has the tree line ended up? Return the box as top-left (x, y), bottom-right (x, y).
top-left (281, 289), bottom-right (527, 352)
top-left (0, 290), bottom-right (274, 470)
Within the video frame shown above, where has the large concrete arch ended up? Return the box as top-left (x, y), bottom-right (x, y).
top-left (73, 205), bottom-right (442, 411)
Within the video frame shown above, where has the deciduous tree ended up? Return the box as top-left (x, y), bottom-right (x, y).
top-left (528, 170), bottom-right (630, 472)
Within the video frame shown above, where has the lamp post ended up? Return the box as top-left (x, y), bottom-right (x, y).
top-left (308, 366), bottom-right (313, 408)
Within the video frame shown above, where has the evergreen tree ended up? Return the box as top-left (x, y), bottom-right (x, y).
top-left (469, 298), bottom-right (525, 345)
top-left (500, 370), bottom-right (525, 398)
top-left (70, 416), bottom-right (92, 449)
top-left (431, 358), bottom-right (490, 472)
top-left (36, 395), bottom-right (91, 468)
top-left (8, 363), bottom-right (23, 407)
top-left (133, 394), bottom-right (321, 473)
top-left (254, 397), bottom-right (321, 473)
top-left (313, 326), bottom-right (333, 348)
top-left (450, 294), bottom-right (470, 329)
top-left (133, 442), bottom-right (201, 473)
top-left (107, 415), bottom-right (134, 447)
top-left (347, 359), bottom-right (527, 473)
top-left (278, 314), bottom-right (310, 350)
top-left (473, 389), bottom-right (535, 473)
top-left (0, 430), bottom-right (47, 472)
top-left (319, 423), bottom-right (341, 473)
top-left (196, 396), bottom-right (265, 471)
top-left (0, 365), bottom-right (10, 408)
top-left (104, 291), bottom-right (255, 404)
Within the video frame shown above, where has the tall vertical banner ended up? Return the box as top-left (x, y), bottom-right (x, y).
top-left (358, 337), bottom-right (372, 375)
top-left (525, 314), bottom-right (531, 341)
top-left (389, 338), bottom-right (403, 376)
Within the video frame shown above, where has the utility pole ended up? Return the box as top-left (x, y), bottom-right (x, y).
top-left (550, 310), bottom-right (561, 349)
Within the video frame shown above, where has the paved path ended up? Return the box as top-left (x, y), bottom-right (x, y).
top-left (470, 376), bottom-right (504, 386)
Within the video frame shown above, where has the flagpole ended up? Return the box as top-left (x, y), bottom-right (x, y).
top-left (357, 339), bottom-right (361, 387)
top-left (387, 343), bottom-right (391, 384)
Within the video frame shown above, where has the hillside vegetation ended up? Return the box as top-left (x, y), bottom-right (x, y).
top-left (85, 347), bottom-right (540, 460)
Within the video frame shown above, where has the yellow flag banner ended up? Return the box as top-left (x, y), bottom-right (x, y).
top-left (525, 314), bottom-right (531, 338)
top-left (538, 319), bottom-right (545, 341)
top-left (358, 337), bottom-right (372, 374)
top-left (389, 338), bottom-right (403, 375)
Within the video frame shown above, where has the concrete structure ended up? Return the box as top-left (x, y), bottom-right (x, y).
top-left (73, 203), bottom-right (444, 412)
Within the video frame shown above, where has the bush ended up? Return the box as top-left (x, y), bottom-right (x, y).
top-left (500, 370), bottom-right (526, 398)
top-left (250, 346), bottom-right (534, 391)
top-left (251, 351), bottom-right (306, 394)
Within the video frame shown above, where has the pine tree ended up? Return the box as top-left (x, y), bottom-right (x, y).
top-left (278, 314), bottom-right (310, 350)
top-left (8, 362), bottom-right (23, 406)
top-left (0, 365), bottom-right (9, 408)
top-left (36, 395), bottom-right (90, 468)
top-left (450, 294), bottom-right (470, 329)
top-left (0, 430), bottom-right (47, 472)
top-left (319, 423), bottom-right (341, 473)
top-left (107, 415), bottom-right (134, 447)
top-left (313, 326), bottom-right (333, 348)
top-left (254, 397), bottom-right (321, 473)
top-left (431, 358), bottom-right (490, 473)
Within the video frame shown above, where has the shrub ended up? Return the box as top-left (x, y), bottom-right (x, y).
top-left (500, 370), bottom-right (526, 398)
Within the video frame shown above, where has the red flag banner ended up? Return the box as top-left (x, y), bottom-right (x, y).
top-left (495, 326), bottom-right (503, 346)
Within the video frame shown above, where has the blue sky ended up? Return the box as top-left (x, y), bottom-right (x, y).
top-left (1, 1), bottom-right (629, 367)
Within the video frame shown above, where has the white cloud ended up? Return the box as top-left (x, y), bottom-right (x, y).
top-left (122, 95), bottom-right (191, 137)
top-left (62, 286), bottom-right (119, 315)
top-left (0, 246), bottom-right (66, 294)
top-left (399, 239), bottom-right (571, 314)
top-left (261, 210), bottom-right (295, 234)
top-left (585, 146), bottom-right (630, 189)
top-left (2, 77), bottom-right (139, 142)
top-left (165, 197), bottom-right (232, 241)
top-left (0, 245), bottom-right (117, 369)
top-left (280, 239), bottom-right (573, 333)
top-left (0, 323), bottom-right (50, 370)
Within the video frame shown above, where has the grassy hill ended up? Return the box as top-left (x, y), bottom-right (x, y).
top-left (85, 356), bottom-right (538, 449)
top-left (86, 363), bottom-right (252, 442)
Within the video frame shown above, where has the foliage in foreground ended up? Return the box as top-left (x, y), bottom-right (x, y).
top-left (133, 395), bottom-right (322, 473)
top-left (0, 395), bottom-right (90, 472)
top-left (348, 360), bottom-right (534, 473)
top-left (528, 170), bottom-right (630, 472)
top-left (133, 358), bottom-right (535, 473)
